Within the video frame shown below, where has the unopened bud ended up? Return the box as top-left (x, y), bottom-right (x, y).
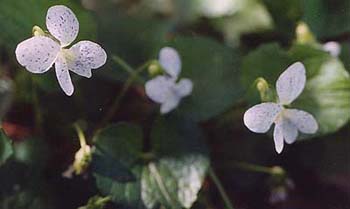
top-left (73, 144), bottom-right (92, 175)
top-left (148, 60), bottom-right (163, 77)
top-left (296, 22), bottom-right (316, 44)
top-left (32, 26), bottom-right (46, 36)
top-left (255, 78), bottom-right (274, 102)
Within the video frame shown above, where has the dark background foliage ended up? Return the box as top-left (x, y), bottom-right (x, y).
top-left (0, 0), bottom-right (349, 209)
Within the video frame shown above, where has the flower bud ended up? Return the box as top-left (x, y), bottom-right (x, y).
top-left (32, 26), bottom-right (46, 36)
top-left (296, 22), bottom-right (316, 44)
top-left (255, 77), bottom-right (274, 102)
top-left (73, 144), bottom-right (92, 175)
top-left (148, 60), bottom-right (163, 77)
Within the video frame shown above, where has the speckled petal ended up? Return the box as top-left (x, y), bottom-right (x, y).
top-left (46, 5), bottom-right (79, 47)
top-left (243, 102), bottom-right (282, 133)
top-left (15, 36), bottom-right (60, 73)
top-left (285, 109), bottom-right (318, 134)
top-left (55, 53), bottom-right (74, 96)
top-left (159, 47), bottom-right (181, 78)
top-left (68, 41), bottom-right (107, 78)
top-left (276, 62), bottom-right (306, 105)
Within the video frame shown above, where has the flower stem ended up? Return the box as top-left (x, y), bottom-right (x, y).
top-left (232, 161), bottom-right (285, 176)
top-left (112, 55), bottom-right (135, 75)
top-left (208, 167), bottom-right (235, 209)
top-left (112, 55), bottom-right (146, 83)
top-left (96, 56), bottom-right (150, 129)
top-left (74, 123), bottom-right (87, 147)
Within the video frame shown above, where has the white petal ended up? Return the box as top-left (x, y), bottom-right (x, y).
top-left (273, 122), bottom-right (284, 154)
top-left (159, 47), bottom-right (181, 78)
top-left (243, 103), bottom-right (282, 133)
top-left (174, 78), bottom-right (193, 97)
top-left (68, 41), bottom-right (107, 78)
top-left (276, 62), bottom-right (306, 105)
top-left (284, 109), bottom-right (318, 134)
top-left (281, 117), bottom-right (298, 144)
top-left (46, 5), bottom-right (79, 47)
top-left (323, 41), bottom-right (341, 57)
top-left (160, 95), bottom-right (180, 114)
top-left (145, 76), bottom-right (173, 104)
top-left (15, 36), bottom-right (60, 73)
top-left (55, 54), bottom-right (74, 96)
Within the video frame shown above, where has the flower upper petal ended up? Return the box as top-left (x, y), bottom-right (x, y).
top-left (243, 102), bottom-right (282, 133)
top-left (276, 62), bottom-right (306, 105)
top-left (68, 41), bottom-right (107, 78)
top-left (284, 109), bottom-right (318, 134)
top-left (55, 53), bottom-right (74, 96)
top-left (174, 78), bottom-right (193, 97)
top-left (46, 5), bottom-right (79, 47)
top-left (145, 76), bottom-right (173, 104)
top-left (159, 47), bottom-right (181, 78)
top-left (273, 122), bottom-right (284, 154)
top-left (15, 36), bottom-right (60, 73)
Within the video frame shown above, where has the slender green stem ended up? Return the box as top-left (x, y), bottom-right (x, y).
top-left (95, 196), bottom-right (111, 205)
top-left (112, 55), bottom-right (135, 75)
top-left (232, 161), bottom-right (285, 176)
top-left (96, 56), bottom-right (150, 129)
top-left (209, 167), bottom-right (234, 209)
top-left (74, 123), bottom-right (87, 147)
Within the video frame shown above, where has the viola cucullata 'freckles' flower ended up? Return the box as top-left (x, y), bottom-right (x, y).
top-left (15, 5), bottom-right (107, 96)
top-left (244, 62), bottom-right (318, 154)
top-left (145, 47), bottom-right (193, 114)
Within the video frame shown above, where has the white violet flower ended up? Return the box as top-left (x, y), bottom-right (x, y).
top-left (322, 41), bottom-right (341, 57)
top-left (243, 62), bottom-right (318, 154)
top-left (15, 5), bottom-right (107, 96)
top-left (145, 47), bottom-right (193, 114)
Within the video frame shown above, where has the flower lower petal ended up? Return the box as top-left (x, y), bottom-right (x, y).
top-left (55, 54), bottom-right (74, 96)
top-left (273, 122), bottom-right (284, 154)
top-left (282, 118), bottom-right (298, 144)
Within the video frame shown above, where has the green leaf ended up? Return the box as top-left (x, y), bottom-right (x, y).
top-left (95, 14), bottom-right (171, 82)
top-left (242, 43), bottom-right (292, 89)
top-left (0, 189), bottom-right (53, 209)
top-left (0, 0), bottom-right (97, 50)
top-left (77, 196), bottom-right (111, 209)
top-left (93, 123), bottom-right (143, 165)
top-left (262, 0), bottom-right (302, 42)
top-left (93, 118), bottom-right (209, 209)
top-left (212, 0), bottom-right (273, 46)
top-left (142, 116), bottom-right (209, 209)
top-left (303, 0), bottom-right (350, 38)
top-left (339, 42), bottom-right (350, 73)
top-left (0, 130), bottom-right (13, 166)
top-left (292, 56), bottom-right (350, 135)
top-left (93, 123), bottom-right (145, 208)
top-left (242, 43), bottom-right (350, 136)
top-left (165, 37), bottom-right (244, 122)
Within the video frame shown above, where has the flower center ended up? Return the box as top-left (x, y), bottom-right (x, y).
top-left (274, 105), bottom-right (286, 123)
top-left (60, 48), bottom-right (76, 64)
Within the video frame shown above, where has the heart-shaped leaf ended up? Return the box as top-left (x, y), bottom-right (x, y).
top-left (92, 117), bottom-right (209, 209)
